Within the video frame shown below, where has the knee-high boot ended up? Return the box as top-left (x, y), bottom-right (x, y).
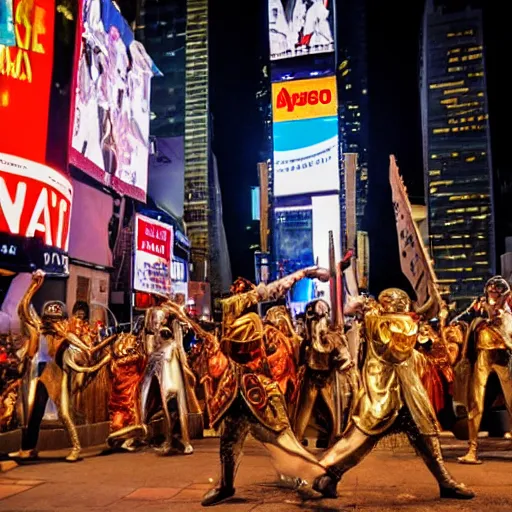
top-left (201, 459), bottom-right (236, 506)
top-left (202, 412), bottom-right (248, 507)
top-left (413, 435), bottom-right (475, 499)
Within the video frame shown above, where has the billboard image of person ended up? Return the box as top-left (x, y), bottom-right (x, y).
top-left (269, 0), bottom-right (334, 61)
top-left (70, 0), bottom-right (156, 201)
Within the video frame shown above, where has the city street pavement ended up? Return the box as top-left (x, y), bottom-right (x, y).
top-left (1, 437), bottom-right (512, 511)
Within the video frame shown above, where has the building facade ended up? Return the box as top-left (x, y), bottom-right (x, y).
top-left (421, 1), bottom-right (495, 305)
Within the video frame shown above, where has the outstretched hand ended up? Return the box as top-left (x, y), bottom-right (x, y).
top-left (305, 266), bottom-right (330, 282)
top-left (32, 269), bottom-right (45, 283)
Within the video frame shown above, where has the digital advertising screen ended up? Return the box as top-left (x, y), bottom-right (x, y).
top-left (0, 0), bottom-right (15, 46)
top-left (0, 152), bottom-right (73, 275)
top-left (134, 214), bottom-right (173, 297)
top-left (268, 0), bottom-right (335, 61)
top-left (70, 0), bottom-right (156, 201)
top-left (0, 0), bottom-right (56, 165)
top-left (274, 207), bottom-right (314, 271)
top-left (272, 76), bottom-right (340, 197)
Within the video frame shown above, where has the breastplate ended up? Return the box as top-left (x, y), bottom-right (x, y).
top-left (367, 313), bottom-right (418, 364)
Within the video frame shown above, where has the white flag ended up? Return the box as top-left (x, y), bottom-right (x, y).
top-left (389, 155), bottom-right (430, 307)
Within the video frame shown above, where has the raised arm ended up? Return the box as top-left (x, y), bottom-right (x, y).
top-left (51, 322), bottom-right (93, 354)
top-left (222, 266), bottom-right (329, 333)
top-left (450, 299), bottom-right (478, 325)
top-left (17, 270), bottom-right (45, 358)
top-left (262, 266), bottom-right (329, 301)
top-left (162, 301), bottom-right (216, 346)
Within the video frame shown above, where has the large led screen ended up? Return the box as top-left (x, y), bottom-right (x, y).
top-left (272, 76), bottom-right (340, 197)
top-left (0, 0), bottom-right (15, 46)
top-left (70, 0), bottom-right (155, 201)
top-left (274, 208), bottom-right (314, 271)
top-left (0, 152), bottom-right (73, 275)
top-left (0, 0), bottom-right (55, 164)
top-left (268, 0), bottom-right (334, 61)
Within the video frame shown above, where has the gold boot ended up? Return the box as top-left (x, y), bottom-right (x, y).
top-left (8, 449), bottom-right (38, 460)
top-left (65, 447), bottom-right (82, 462)
top-left (414, 435), bottom-right (475, 499)
top-left (457, 441), bottom-right (482, 465)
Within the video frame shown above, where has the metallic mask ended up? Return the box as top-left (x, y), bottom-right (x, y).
top-left (377, 288), bottom-right (411, 313)
top-left (484, 276), bottom-right (510, 306)
top-left (305, 299), bottom-right (331, 350)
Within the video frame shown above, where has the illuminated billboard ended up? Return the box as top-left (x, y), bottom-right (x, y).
top-left (0, 153), bottom-right (73, 275)
top-left (0, 0), bottom-right (55, 165)
top-left (273, 196), bottom-right (341, 311)
top-left (0, 0), bottom-right (15, 46)
top-left (272, 76), bottom-right (340, 197)
top-left (134, 214), bottom-right (173, 297)
top-left (268, 0), bottom-right (334, 61)
top-left (70, 0), bottom-right (155, 201)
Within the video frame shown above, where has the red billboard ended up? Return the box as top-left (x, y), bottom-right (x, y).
top-left (0, 0), bottom-right (55, 164)
top-left (133, 214), bottom-right (173, 297)
top-left (0, 152), bottom-right (73, 274)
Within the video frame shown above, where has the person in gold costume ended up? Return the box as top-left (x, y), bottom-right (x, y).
top-left (415, 316), bottom-right (458, 428)
top-left (66, 329), bottom-right (149, 451)
top-left (452, 276), bottom-right (512, 464)
top-left (10, 271), bottom-right (112, 462)
top-left (313, 288), bottom-right (474, 500)
top-left (165, 267), bottom-right (333, 506)
top-left (292, 299), bottom-right (356, 447)
top-left (106, 332), bottom-right (148, 450)
top-left (262, 305), bottom-right (302, 406)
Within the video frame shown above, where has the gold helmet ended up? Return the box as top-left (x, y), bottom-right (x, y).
top-left (42, 301), bottom-right (67, 320)
top-left (222, 313), bottom-right (264, 365)
top-left (377, 288), bottom-right (411, 313)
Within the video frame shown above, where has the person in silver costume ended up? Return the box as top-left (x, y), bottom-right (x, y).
top-left (140, 305), bottom-right (202, 455)
top-left (292, 299), bottom-right (357, 447)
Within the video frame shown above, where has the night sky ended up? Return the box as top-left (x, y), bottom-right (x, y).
top-left (209, 0), bottom-right (509, 295)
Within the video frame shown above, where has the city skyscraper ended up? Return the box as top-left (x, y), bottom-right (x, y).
top-left (184, 0), bottom-right (231, 296)
top-left (420, 1), bottom-right (495, 305)
top-left (136, 0), bottom-right (231, 298)
top-left (183, 0), bottom-right (209, 279)
top-left (337, 0), bottom-right (369, 232)
top-left (136, 0), bottom-right (186, 137)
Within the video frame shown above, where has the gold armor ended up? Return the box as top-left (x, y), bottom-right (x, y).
top-left (353, 310), bottom-right (437, 437)
top-left (11, 271), bottom-right (111, 463)
top-left (292, 299), bottom-right (356, 446)
top-left (415, 322), bottom-right (457, 425)
top-left (455, 277), bottom-right (512, 464)
top-left (107, 334), bottom-right (147, 443)
top-left (313, 289), bottom-right (474, 501)
top-left (164, 267), bottom-right (332, 507)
